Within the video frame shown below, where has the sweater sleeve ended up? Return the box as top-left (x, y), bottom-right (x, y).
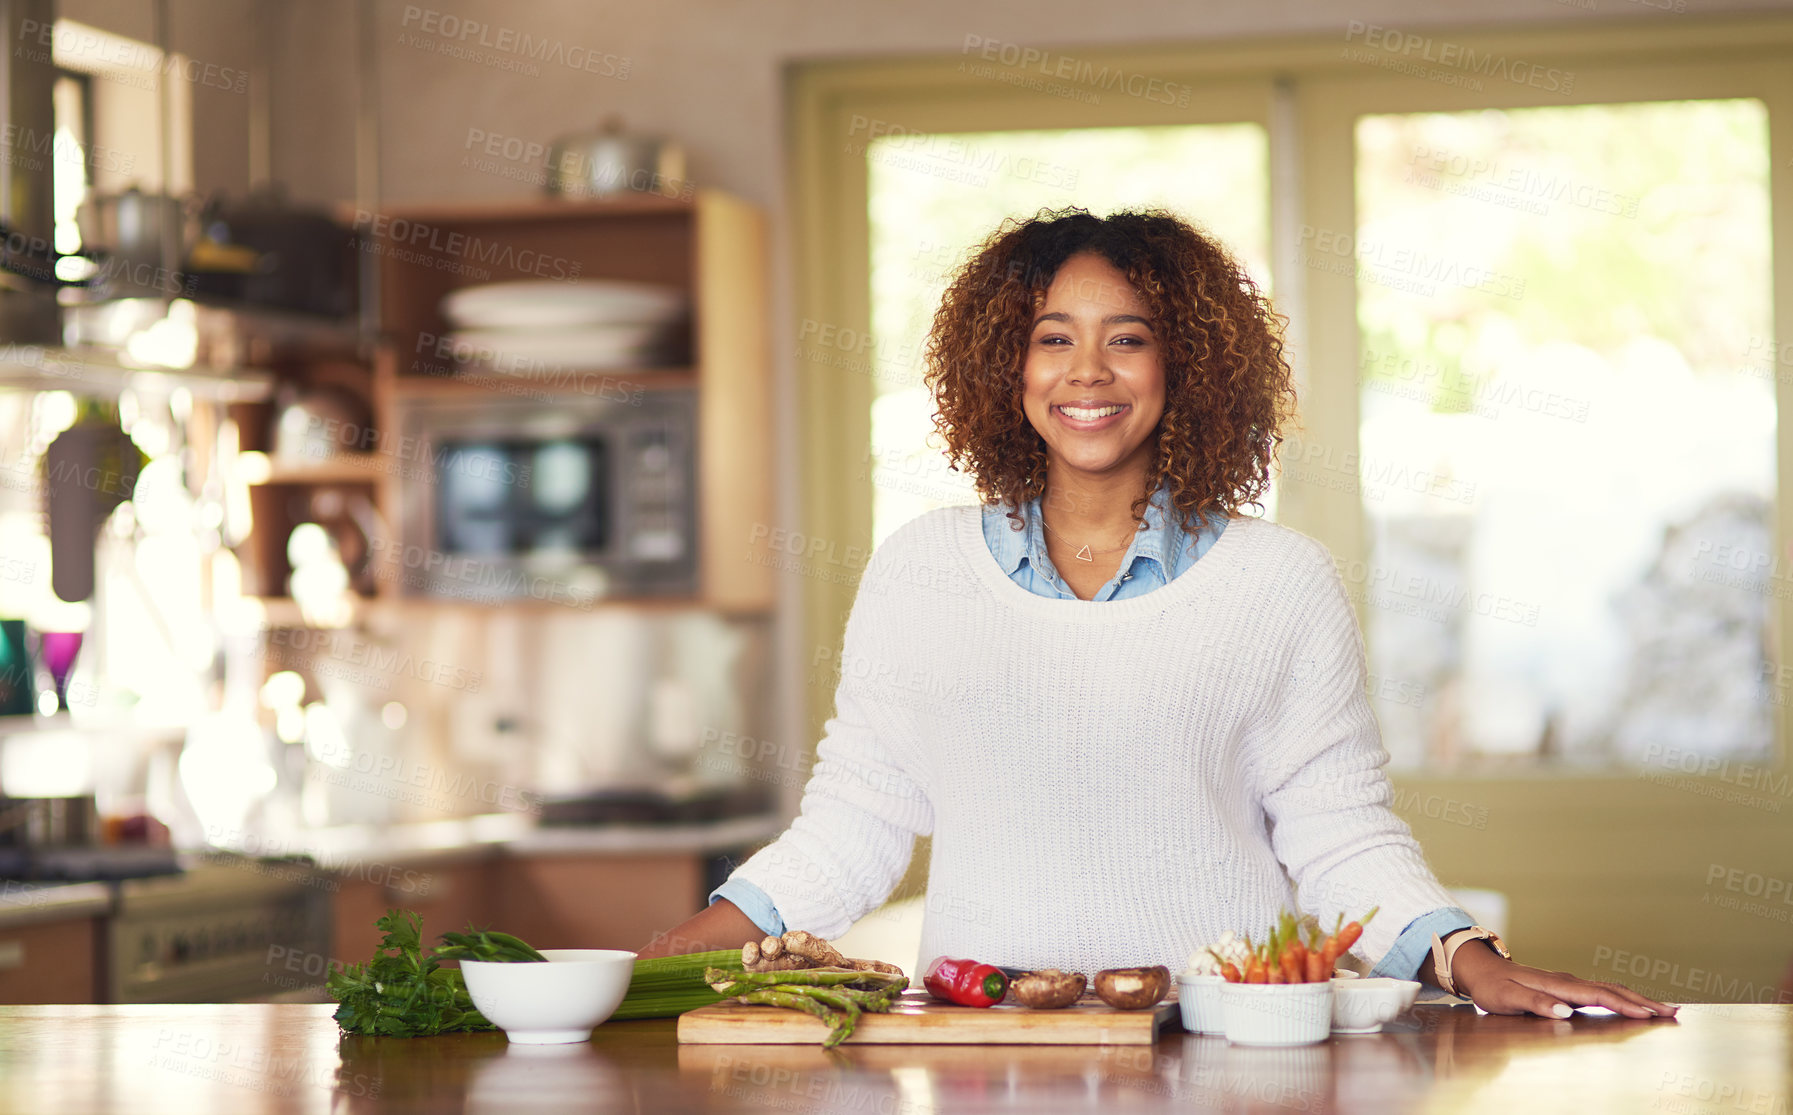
top-left (1250, 541), bottom-right (1461, 968)
top-left (723, 553), bottom-right (936, 939)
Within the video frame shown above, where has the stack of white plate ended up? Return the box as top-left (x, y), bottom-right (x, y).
top-left (440, 279), bottom-right (688, 375)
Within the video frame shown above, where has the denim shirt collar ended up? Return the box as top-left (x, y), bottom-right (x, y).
top-left (985, 480), bottom-right (1192, 594)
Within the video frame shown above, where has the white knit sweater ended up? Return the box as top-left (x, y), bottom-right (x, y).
top-left (729, 505), bottom-right (1459, 976)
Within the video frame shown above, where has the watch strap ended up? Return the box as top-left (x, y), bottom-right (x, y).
top-left (1429, 926), bottom-right (1510, 996)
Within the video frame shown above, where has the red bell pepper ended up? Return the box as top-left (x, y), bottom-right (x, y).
top-left (923, 957), bottom-right (1008, 1007)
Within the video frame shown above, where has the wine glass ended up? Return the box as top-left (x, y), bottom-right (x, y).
top-left (33, 630), bottom-right (84, 713)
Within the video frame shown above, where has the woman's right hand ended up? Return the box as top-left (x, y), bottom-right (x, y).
top-left (636, 898), bottom-right (766, 959)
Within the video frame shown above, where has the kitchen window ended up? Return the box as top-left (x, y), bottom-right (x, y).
top-left (1351, 99), bottom-right (1774, 772)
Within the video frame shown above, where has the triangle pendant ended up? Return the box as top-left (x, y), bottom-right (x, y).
top-left (1075, 544), bottom-right (1093, 562)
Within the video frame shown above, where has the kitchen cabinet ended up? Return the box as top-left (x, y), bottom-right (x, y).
top-left (369, 191), bottom-right (775, 614)
top-left (233, 352), bottom-right (382, 605)
top-left (329, 851), bottom-right (739, 956)
top-left (0, 883), bottom-right (110, 1005)
top-left (487, 853), bottom-right (708, 951)
top-left (234, 191), bottom-right (775, 616)
top-left (321, 817), bottom-right (780, 959)
top-left (331, 857), bottom-right (493, 963)
top-left (0, 917), bottom-right (101, 1004)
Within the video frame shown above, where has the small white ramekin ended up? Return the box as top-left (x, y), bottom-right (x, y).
top-left (1331, 976), bottom-right (1422, 1033)
top-left (1219, 981), bottom-right (1334, 1046)
top-left (1176, 973), bottom-right (1227, 1034)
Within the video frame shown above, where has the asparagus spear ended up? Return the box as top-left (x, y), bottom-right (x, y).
top-left (706, 966), bottom-right (903, 989)
top-left (707, 966), bottom-right (910, 1047)
top-left (735, 989), bottom-right (854, 1046)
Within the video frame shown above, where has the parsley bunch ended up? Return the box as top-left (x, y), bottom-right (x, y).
top-left (328, 909), bottom-right (539, 1036)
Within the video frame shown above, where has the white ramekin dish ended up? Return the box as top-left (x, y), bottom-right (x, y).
top-left (459, 948), bottom-right (638, 1044)
top-left (1330, 976), bottom-right (1421, 1033)
top-left (1219, 981), bottom-right (1334, 1046)
top-left (1177, 973), bottom-right (1227, 1034)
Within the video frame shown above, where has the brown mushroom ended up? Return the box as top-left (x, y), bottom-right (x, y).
top-left (1010, 969), bottom-right (1087, 1009)
top-left (1093, 966), bottom-right (1172, 1009)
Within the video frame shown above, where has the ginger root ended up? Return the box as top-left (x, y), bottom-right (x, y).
top-left (739, 930), bottom-right (905, 977)
top-left (780, 930), bottom-right (848, 967)
top-left (742, 938), bottom-right (812, 971)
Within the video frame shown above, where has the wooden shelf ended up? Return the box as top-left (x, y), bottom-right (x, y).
top-left (386, 594), bottom-right (715, 615)
top-left (0, 346), bottom-right (274, 402)
top-left (224, 189), bottom-right (777, 619)
top-left (389, 368), bottom-right (697, 398)
top-left (343, 194), bottom-right (695, 225)
top-left (249, 592), bottom-right (748, 628)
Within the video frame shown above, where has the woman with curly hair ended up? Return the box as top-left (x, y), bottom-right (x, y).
top-left (647, 208), bottom-right (1671, 1021)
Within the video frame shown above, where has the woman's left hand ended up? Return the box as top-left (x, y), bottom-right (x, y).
top-left (1450, 940), bottom-right (1678, 1019)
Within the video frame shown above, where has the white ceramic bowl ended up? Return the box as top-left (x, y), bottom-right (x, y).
top-left (459, 949), bottom-right (637, 1044)
top-left (1330, 976), bottom-right (1421, 1034)
top-left (441, 280), bottom-right (688, 329)
top-left (1220, 982), bottom-right (1334, 1046)
top-left (1177, 973), bottom-right (1228, 1034)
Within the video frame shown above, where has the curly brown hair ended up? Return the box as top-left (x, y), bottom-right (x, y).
top-left (924, 208), bottom-right (1298, 533)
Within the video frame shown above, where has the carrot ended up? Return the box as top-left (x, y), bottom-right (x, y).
top-left (1278, 948), bottom-right (1302, 983)
top-left (1283, 940), bottom-right (1308, 982)
top-left (1305, 950), bottom-right (1326, 983)
top-left (1245, 955), bottom-right (1267, 983)
top-left (1335, 907), bottom-right (1379, 953)
top-left (1319, 938), bottom-right (1343, 971)
top-left (1208, 946), bottom-right (1244, 984)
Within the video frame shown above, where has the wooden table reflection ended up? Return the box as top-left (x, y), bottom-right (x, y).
top-left (0, 1003), bottom-right (1784, 1114)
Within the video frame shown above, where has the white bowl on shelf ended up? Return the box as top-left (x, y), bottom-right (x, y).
top-left (458, 948), bottom-right (637, 1044)
top-left (1220, 981), bottom-right (1334, 1046)
top-left (1177, 973), bottom-right (1227, 1034)
top-left (441, 279), bottom-right (687, 330)
top-left (1331, 977), bottom-right (1421, 1034)
top-left (444, 325), bottom-right (674, 373)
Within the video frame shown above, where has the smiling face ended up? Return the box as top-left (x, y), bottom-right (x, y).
top-left (1021, 252), bottom-right (1166, 488)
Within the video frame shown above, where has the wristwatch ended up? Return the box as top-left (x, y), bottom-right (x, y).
top-left (1428, 926), bottom-right (1511, 997)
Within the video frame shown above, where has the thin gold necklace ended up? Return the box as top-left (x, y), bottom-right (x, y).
top-left (1040, 514), bottom-right (1136, 562)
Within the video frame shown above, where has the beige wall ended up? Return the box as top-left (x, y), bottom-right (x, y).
top-left (61, 0), bottom-right (255, 197)
top-left (263, 0), bottom-right (1793, 211)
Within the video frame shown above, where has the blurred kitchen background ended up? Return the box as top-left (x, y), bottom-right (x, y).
top-left (1, 0), bottom-right (1790, 1005)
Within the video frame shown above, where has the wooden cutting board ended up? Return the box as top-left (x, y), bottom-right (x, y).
top-left (678, 988), bottom-right (1179, 1045)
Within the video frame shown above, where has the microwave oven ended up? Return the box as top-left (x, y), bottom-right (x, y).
top-left (392, 389), bottom-right (698, 603)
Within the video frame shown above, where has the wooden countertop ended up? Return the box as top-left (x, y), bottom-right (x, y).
top-left (0, 1003), bottom-right (1784, 1114)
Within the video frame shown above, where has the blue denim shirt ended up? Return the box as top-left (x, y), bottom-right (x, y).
top-left (712, 484), bottom-right (1472, 984)
top-left (979, 481), bottom-right (1225, 599)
